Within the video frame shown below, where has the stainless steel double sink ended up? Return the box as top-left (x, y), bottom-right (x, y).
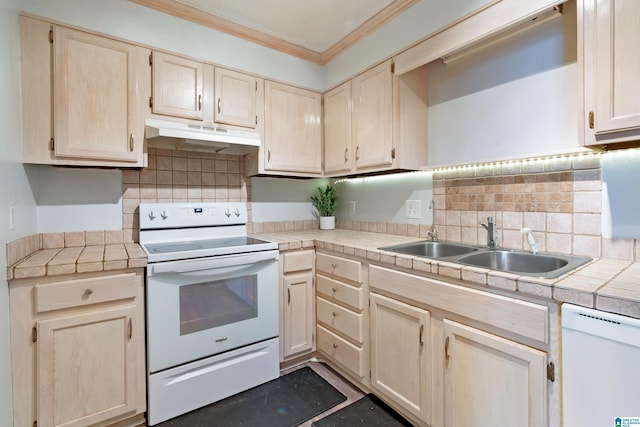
top-left (379, 240), bottom-right (591, 279)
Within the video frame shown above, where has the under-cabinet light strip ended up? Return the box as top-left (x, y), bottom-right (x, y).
top-left (335, 151), bottom-right (606, 184)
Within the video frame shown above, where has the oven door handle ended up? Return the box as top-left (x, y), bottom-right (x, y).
top-left (148, 250), bottom-right (278, 275)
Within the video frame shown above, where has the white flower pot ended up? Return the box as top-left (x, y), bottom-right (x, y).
top-left (319, 216), bottom-right (335, 230)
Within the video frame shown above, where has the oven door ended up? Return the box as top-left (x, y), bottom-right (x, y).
top-left (146, 250), bottom-right (278, 373)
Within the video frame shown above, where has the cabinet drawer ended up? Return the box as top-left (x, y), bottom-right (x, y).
top-left (35, 272), bottom-right (137, 313)
top-left (316, 253), bottom-right (362, 284)
top-left (316, 274), bottom-right (365, 311)
top-left (317, 324), bottom-right (365, 378)
top-left (317, 297), bottom-right (364, 344)
top-left (282, 250), bottom-right (314, 273)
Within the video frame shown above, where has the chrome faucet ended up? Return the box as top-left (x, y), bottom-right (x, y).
top-left (480, 216), bottom-right (496, 248)
top-left (427, 224), bottom-right (437, 241)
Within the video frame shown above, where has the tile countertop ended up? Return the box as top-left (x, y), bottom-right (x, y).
top-left (255, 229), bottom-right (640, 319)
top-left (7, 229), bottom-right (639, 319)
top-left (6, 242), bottom-right (147, 280)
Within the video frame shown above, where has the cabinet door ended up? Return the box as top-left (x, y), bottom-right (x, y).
top-left (323, 82), bottom-right (353, 175)
top-left (53, 27), bottom-right (140, 163)
top-left (264, 81), bottom-right (322, 174)
top-left (370, 293), bottom-right (431, 423)
top-left (352, 60), bottom-right (394, 171)
top-left (283, 272), bottom-right (315, 358)
top-left (592, 0), bottom-right (640, 135)
top-left (443, 319), bottom-right (547, 427)
top-left (152, 51), bottom-right (204, 120)
top-left (214, 67), bottom-right (257, 128)
top-left (37, 306), bottom-right (138, 427)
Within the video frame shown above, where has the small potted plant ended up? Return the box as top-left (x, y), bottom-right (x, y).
top-left (310, 185), bottom-right (337, 230)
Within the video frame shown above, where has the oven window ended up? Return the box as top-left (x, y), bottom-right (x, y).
top-left (179, 275), bottom-right (258, 335)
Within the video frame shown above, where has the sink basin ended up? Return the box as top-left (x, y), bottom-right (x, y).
top-left (379, 241), bottom-right (478, 258)
top-left (457, 250), bottom-right (591, 279)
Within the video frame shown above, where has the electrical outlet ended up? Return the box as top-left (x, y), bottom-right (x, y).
top-left (349, 201), bottom-right (356, 215)
top-left (9, 202), bottom-right (15, 230)
top-left (405, 200), bottom-right (421, 219)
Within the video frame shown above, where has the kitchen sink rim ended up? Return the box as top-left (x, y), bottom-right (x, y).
top-left (378, 240), bottom-right (592, 279)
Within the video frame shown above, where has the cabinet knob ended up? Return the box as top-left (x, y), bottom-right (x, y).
top-left (331, 263), bottom-right (337, 270)
top-left (83, 289), bottom-right (93, 298)
top-left (332, 311), bottom-right (337, 317)
top-left (331, 287), bottom-right (337, 293)
top-left (332, 343), bottom-right (338, 349)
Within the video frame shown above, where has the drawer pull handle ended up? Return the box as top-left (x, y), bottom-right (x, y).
top-left (419, 324), bottom-right (424, 347)
top-left (332, 343), bottom-right (338, 349)
top-left (83, 289), bottom-right (93, 297)
top-left (344, 148), bottom-right (348, 163)
top-left (129, 133), bottom-right (134, 152)
top-left (445, 336), bottom-right (450, 361)
top-left (198, 94), bottom-right (202, 111)
top-left (218, 98), bottom-right (221, 114)
top-left (332, 311), bottom-right (337, 317)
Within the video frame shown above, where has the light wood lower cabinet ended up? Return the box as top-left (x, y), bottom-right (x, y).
top-left (9, 269), bottom-right (146, 427)
top-left (442, 319), bottom-right (547, 427)
top-left (315, 252), bottom-right (367, 382)
top-left (370, 292), bottom-right (431, 424)
top-left (280, 250), bottom-right (315, 360)
top-left (369, 264), bottom-right (552, 427)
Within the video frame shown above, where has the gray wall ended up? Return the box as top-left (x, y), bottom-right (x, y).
top-left (1, 0), bottom-right (38, 423)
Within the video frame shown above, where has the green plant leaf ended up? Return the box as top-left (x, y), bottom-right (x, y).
top-left (310, 185), bottom-right (337, 216)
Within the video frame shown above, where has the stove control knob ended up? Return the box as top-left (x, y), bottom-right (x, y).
top-left (225, 209), bottom-right (231, 218)
top-left (148, 210), bottom-right (156, 221)
top-left (234, 209), bottom-right (241, 217)
top-left (161, 210), bottom-right (168, 220)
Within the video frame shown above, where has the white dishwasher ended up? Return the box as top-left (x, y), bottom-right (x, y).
top-left (562, 304), bottom-right (640, 427)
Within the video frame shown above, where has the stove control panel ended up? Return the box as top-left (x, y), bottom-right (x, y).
top-left (139, 202), bottom-right (248, 229)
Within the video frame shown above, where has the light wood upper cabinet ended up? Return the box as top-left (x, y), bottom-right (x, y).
top-left (9, 269), bottom-right (146, 427)
top-left (370, 292), bottom-right (431, 424)
top-left (262, 81), bottom-right (322, 175)
top-left (151, 51), bottom-right (204, 120)
top-left (352, 59), bottom-right (394, 171)
top-left (580, 0), bottom-right (640, 146)
top-left (443, 319), bottom-right (547, 427)
top-left (20, 16), bottom-right (146, 167)
top-left (214, 67), bottom-right (258, 128)
top-left (323, 81), bottom-right (353, 175)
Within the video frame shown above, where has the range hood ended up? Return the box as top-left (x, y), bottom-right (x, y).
top-left (145, 118), bottom-right (261, 155)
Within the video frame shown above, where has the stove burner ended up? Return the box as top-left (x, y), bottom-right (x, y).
top-left (152, 244), bottom-right (203, 253)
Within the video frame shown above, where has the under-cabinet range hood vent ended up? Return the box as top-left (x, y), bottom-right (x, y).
top-left (145, 118), bottom-right (260, 155)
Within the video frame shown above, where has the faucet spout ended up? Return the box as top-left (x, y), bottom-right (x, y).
top-left (427, 224), bottom-right (438, 241)
top-left (479, 216), bottom-right (496, 248)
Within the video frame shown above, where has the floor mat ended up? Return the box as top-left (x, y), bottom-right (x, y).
top-left (312, 394), bottom-right (413, 427)
top-left (156, 366), bottom-right (347, 427)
